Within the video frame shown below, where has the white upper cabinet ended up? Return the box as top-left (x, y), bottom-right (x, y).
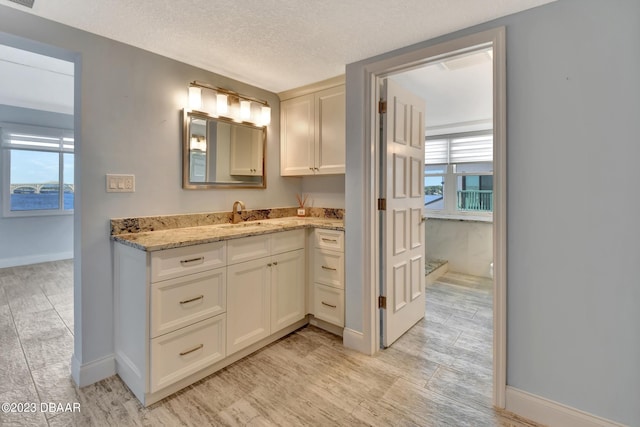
top-left (280, 83), bottom-right (345, 176)
top-left (229, 124), bottom-right (263, 176)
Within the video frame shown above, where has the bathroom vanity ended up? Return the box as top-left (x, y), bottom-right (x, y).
top-left (111, 216), bottom-right (344, 406)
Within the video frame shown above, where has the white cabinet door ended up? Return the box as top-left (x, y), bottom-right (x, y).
top-left (227, 258), bottom-right (271, 355)
top-left (315, 85), bottom-right (345, 174)
top-left (271, 249), bottom-right (305, 332)
top-left (229, 124), bottom-right (263, 175)
top-left (281, 94), bottom-right (315, 176)
top-left (280, 85), bottom-right (345, 176)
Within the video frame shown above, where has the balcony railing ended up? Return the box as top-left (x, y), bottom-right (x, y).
top-left (457, 190), bottom-right (493, 212)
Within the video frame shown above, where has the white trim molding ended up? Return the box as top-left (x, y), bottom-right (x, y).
top-left (0, 251), bottom-right (72, 269)
top-left (71, 353), bottom-right (116, 388)
top-left (505, 387), bottom-right (628, 427)
top-left (342, 328), bottom-right (372, 355)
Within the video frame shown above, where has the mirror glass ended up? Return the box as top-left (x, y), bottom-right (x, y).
top-left (183, 110), bottom-right (266, 189)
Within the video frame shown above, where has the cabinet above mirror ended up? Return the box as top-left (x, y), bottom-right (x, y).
top-left (182, 109), bottom-right (266, 189)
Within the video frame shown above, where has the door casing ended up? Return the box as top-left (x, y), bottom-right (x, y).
top-left (351, 27), bottom-right (507, 408)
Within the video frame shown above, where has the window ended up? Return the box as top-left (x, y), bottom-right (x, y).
top-left (425, 132), bottom-right (492, 219)
top-left (1, 123), bottom-right (74, 216)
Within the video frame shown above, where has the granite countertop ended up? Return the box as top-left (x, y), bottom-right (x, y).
top-left (111, 217), bottom-right (344, 252)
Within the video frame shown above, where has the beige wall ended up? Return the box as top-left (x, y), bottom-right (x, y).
top-left (425, 218), bottom-right (492, 278)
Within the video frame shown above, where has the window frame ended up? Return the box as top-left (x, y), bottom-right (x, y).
top-left (425, 131), bottom-right (493, 222)
top-left (1, 123), bottom-right (74, 218)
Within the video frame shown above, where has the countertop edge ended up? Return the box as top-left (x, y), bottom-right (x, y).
top-left (111, 220), bottom-right (344, 252)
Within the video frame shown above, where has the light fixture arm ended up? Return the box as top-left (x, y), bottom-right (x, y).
top-left (190, 81), bottom-right (269, 107)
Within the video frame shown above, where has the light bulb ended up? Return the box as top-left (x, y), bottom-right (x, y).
top-left (261, 105), bottom-right (271, 126)
top-left (188, 87), bottom-right (202, 110)
top-left (240, 100), bottom-right (251, 121)
top-left (216, 93), bottom-right (228, 116)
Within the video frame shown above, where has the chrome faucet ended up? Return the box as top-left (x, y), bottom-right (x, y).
top-left (232, 200), bottom-right (246, 224)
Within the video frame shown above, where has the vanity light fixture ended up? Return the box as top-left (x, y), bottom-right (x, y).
top-left (260, 105), bottom-right (271, 126)
top-left (240, 100), bottom-right (251, 121)
top-left (188, 86), bottom-right (202, 110)
top-left (216, 93), bottom-right (229, 116)
top-left (188, 81), bottom-right (270, 127)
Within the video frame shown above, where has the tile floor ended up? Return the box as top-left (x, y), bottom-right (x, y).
top-left (0, 261), bottom-right (537, 426)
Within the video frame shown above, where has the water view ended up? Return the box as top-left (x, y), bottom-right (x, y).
top-left (10, 191), bottom-right (74, 211)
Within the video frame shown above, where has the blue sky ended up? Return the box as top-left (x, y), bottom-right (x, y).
top-left (10, 150), bottom-right (74, 184)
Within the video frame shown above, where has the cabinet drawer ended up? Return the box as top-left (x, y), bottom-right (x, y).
top-left (271, 229), bottom-right (305, 254)
top-left (150, 315), bottom-right (226, 393)
top-left (313, 283), bottom-right (344, 327)
top-left (313, 248), bottom-right (344, 289)
top-left (314, 229), bottom-right (344, 251)
top-left (151, 242), bottom-right (226, 283)
top-left (151, 268), bottom-right (226, 338)
top-left (227, 234), bottom-right (270, 265)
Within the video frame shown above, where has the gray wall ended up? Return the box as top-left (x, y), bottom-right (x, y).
top-left (347, 0), bottom-right (639, 425)
top-left (0, 6), bottom-right (301, 382)
top-left (0, 105), bottom-right (74, 267)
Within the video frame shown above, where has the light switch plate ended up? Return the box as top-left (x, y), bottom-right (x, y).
top-left (106, 174), bottom-right (135, 192)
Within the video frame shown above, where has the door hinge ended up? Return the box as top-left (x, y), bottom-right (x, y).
top-left (378, 296), bottom-right (387, 309)
top-left (377, 198), bottom-right (386, 211)
top-left (378, 100), bottom-right (387, 114)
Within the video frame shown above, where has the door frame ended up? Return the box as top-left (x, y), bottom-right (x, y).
top-left (355, 27), bottom-right (507, 407)
top-left (0, 30), bottom-right (84, 385)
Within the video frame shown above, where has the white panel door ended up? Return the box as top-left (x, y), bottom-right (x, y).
top-left (382, 79), bottom-right (426, 347)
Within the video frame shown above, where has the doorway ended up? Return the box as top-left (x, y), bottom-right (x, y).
top-left (344, 27), bottom-right (506, 407)
top-left (0, 32), bottom-right (80, 395)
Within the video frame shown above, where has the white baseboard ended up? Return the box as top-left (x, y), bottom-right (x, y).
top-left (505, 386), bottom-right (627, 427)
top-left (0, 251), bottom-right (73, 268)
top-left (343, 327), bottom-right (374, 355)
top-left (71, 353), bottom-right (116, 387)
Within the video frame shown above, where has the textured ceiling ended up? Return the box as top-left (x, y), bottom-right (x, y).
top-left (0, 0), bottom-right (555, 93)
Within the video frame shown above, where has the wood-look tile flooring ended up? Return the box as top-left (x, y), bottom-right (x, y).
top-left (0, 261), bottom-right (537, 426)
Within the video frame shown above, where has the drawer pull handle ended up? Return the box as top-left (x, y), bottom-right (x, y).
top-left (179, 295), bottom-right (204, 305)
top-left (180, 257), bottom-right (204, 265)
top-left (321, 238), bottom-right (338, 243)
top-left (179, 344), bottom-right (204, 356)
top-left (322, 265), bottom-right (337, 271)
top-left (321, 301), bottom-right (337, 309)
